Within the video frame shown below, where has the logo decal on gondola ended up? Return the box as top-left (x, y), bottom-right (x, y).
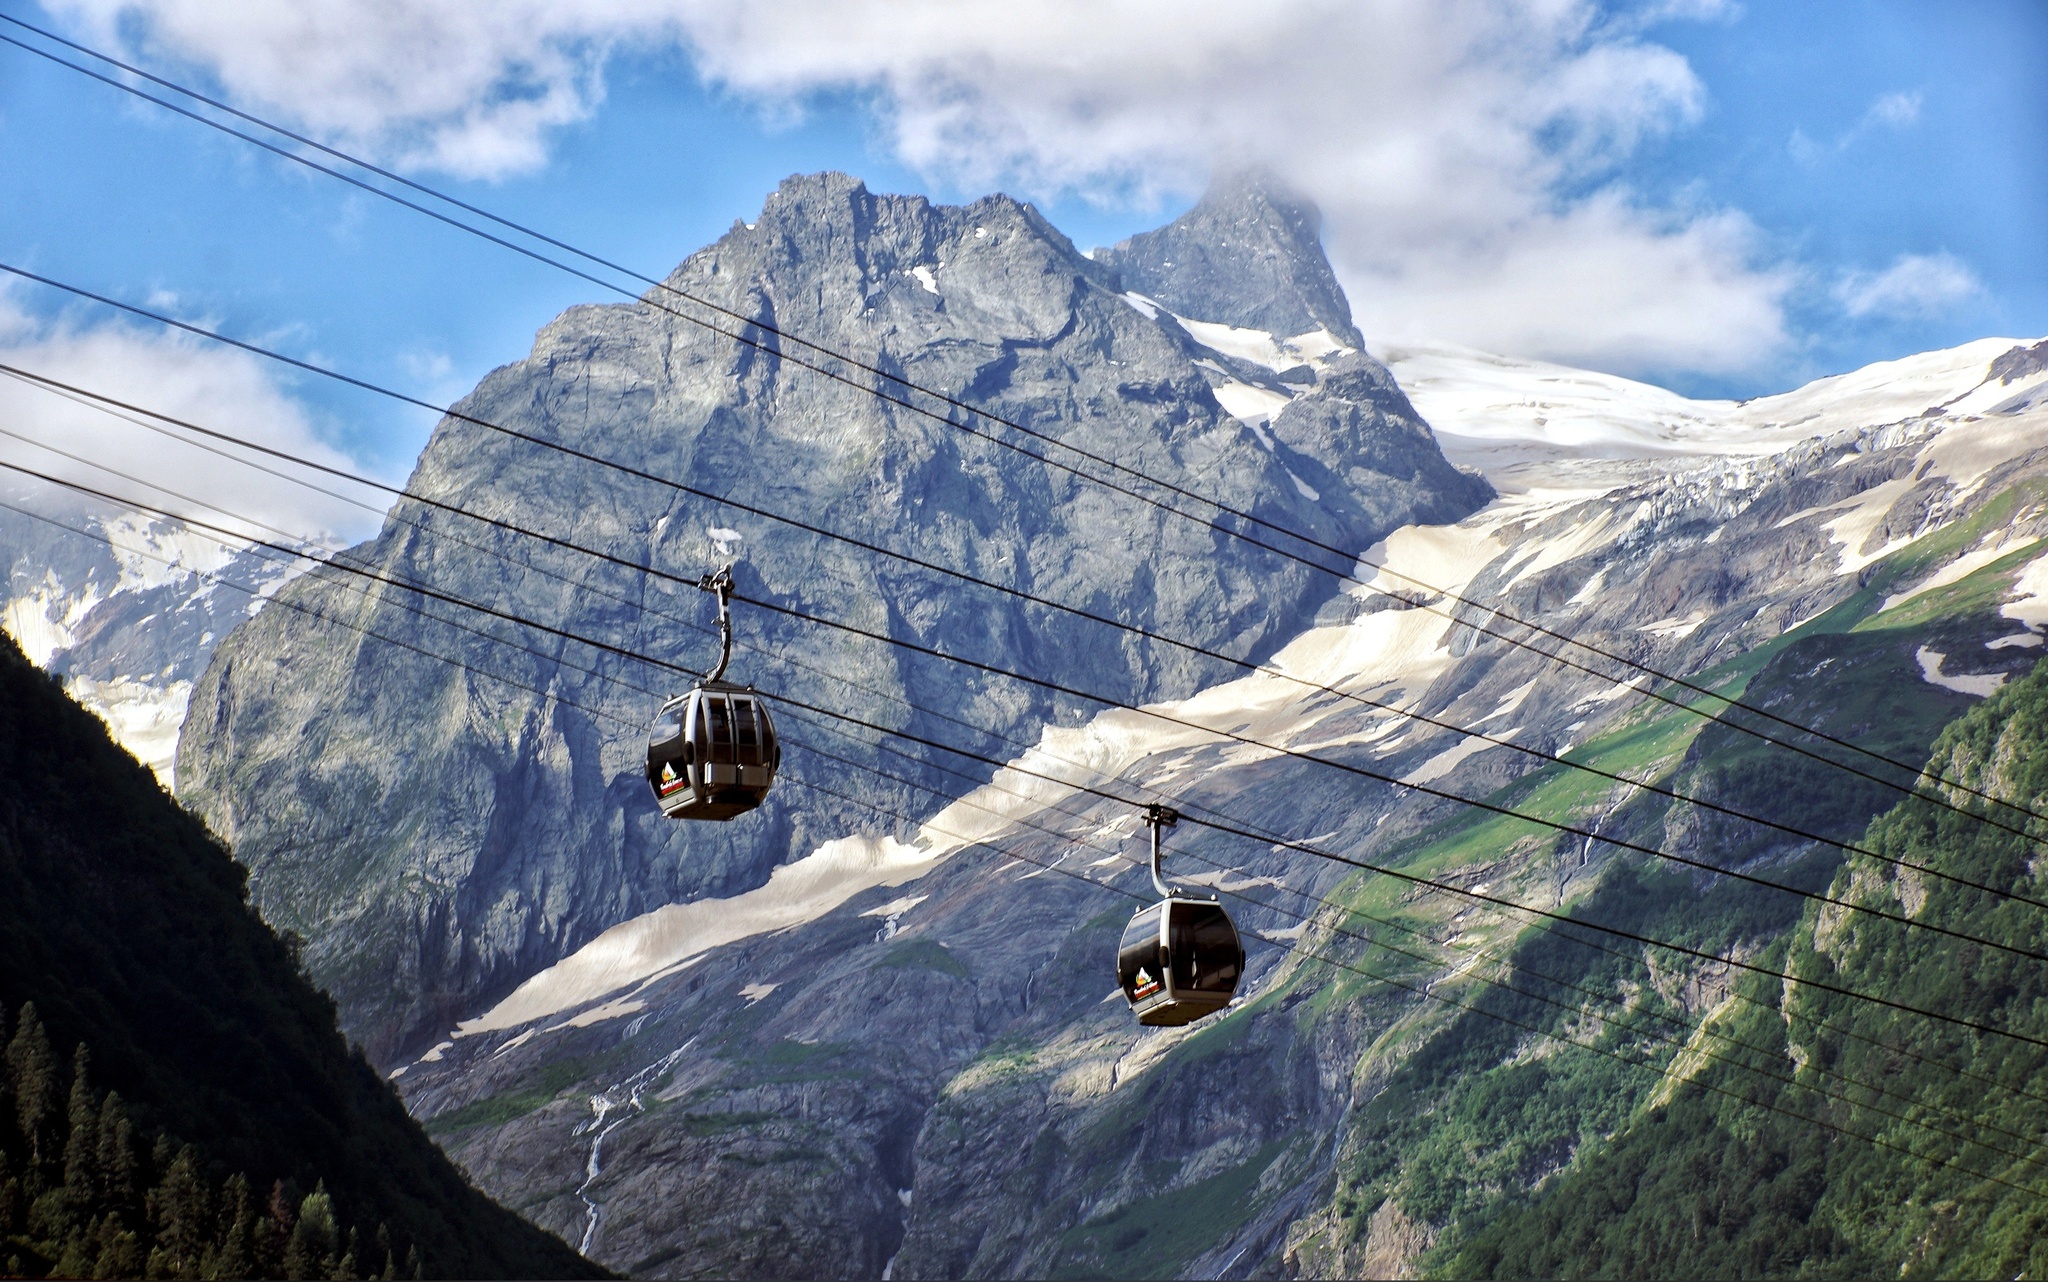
top-left (1131, 967), bottom-right (1161, 1000)
top-left (658, 762), bottom-right (688, 795)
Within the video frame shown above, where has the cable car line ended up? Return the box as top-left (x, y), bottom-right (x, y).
top-left (8, 361), bottom-right (2043, 918)
top-left (8, 20), bottom-right (2032, 838)
top-left (4, 267), bottom-right (2037, 858)
top-left (0, 499), bottom-right (645, 738)
top-left (21, 482), bottom-right (2048, 1157)
top-left (0, 368), bottom-right (1060, 794)
top-left (12, 455), bottom-right (2048, 1064)
top-left (13, 428), bottom-right (2040, 967)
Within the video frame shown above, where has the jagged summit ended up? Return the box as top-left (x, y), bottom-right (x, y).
top-left (1095, 170), bottom-right (1363, 348)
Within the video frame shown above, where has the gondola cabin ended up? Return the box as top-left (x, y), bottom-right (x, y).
top-left (645, 680), bottom-right (780, 821)
top-left (1117, 896), bottom-right (1245, 1026)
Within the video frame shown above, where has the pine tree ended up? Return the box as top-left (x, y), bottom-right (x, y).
top-left (5, 1004), bottom-right (60, 1174)
top-left (284, 1183), bottom-right (338, 1280)
top-left (62, 1043), bottom-right (100, 1210)
top-left (0, 1146), bottom-right (19, 1237)
top-left (149, 1142), bottom-right (211, 1277)
top-left (214, 1173), bottom-right (257, 1282)
top-left (51, 1224), bottom-right (92, 1279)
top-left (0, 1004), bottom-right (12, 1158)
top-left (97, 1091), bottom-right (139, 1217)
top-left (260, 1179), bottom-right (296, 1280)
top-left (334, 1225), bottom-right (360, 1281)
top-left (92, 1207), bottom-right (144, 1278)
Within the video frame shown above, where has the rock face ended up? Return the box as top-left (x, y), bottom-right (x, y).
top-left (175, 171), bottom-right (1488, 1067)
top-left (395, 325), bottom-right (2048, 1279)
top-left (1095, 172), bottom-right (1364, 347)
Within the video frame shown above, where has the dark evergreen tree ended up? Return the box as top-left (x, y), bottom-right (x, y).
top-left (97, 1092), bottom-right (139, 1216)
top-left (146, 1143), bottom-right (210, 1278)
top-left (5, 1005), bottom-right (59, 1173)
top-left (92, 1209), bottom-right (143, 1279)
top-left (284, 1183), bottom-right (338, 1280)
top-left (0, 1147), bottom-right (19, 1237)
top-left (61, 1044), bottom-right (98, 1209)
top-left (214, 1172), bottom-right (256, 1281)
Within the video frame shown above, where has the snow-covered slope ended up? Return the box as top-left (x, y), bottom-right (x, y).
top-left (1379, 337), bottom-right (2048, 474)
top-left (0, 493), bottom-right (306, 786)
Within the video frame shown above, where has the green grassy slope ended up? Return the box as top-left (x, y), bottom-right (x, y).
top-left (0, 631), bottom-right (604, 1279)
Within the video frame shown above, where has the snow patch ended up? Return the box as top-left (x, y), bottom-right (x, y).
top-left (1174, 316), bottom-right (1347, 373)
top-left (1579, 675), bottom-right (1650, 707)
top-left (738, 983), bottom-right (777, 1004)
top-left (1915, 647), bottom-right (2005, 698)
top-left (1635, 615), bottom-right (1707, 640)
top-left (2000, 552), bottom-right (2048, 631)
top-left (1403, 728), bottom-right (1519, 786)
top-left (456, 833), bottom-right (941, 1036)
top-left (1381, 336), bottom-right (2041, 482)
top-left (492, 1029), bottom-right (536, 1057)
top-left (547, 997), bottom-right (645, 1031)
top-left (1212, 381), bottom-right (1293, 428)
top-left (909, 266), bottom-right (939, 295)
top-left (1470, 679), bottom-right (1538, 725)
top-left (64, 675), bottom-right (192, 787)
top-left (1120, 291), bottom-right (1160, 320)
top-left (861, 894), bottom-right (929, 919)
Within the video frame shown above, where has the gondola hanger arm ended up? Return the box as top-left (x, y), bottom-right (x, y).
top-left (1145, 803), bottom-right (1180, 899)
top-left (697, 565), bottom-right (735, 683)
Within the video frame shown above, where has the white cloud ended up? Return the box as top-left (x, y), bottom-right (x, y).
top-left (1792, 89), bottom-right (1922, 165)
top-left (0, 292), bottom-right (387, 544)
top-left (1833, 252), bottom-right (1982, 320)
top-left (1865, 90), bottom-right (1921, 128)
top-left (48, 0), bottom-right (1793, 375)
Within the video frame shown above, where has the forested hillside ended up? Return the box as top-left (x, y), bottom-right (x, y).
top-left (0, 629), bottom-right (602, 1280)
top-left (1439, 656), bottom-right (2048, 1278)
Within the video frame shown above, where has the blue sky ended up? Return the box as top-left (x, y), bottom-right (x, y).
top-left (0, 0), bottom-right (2041, 497)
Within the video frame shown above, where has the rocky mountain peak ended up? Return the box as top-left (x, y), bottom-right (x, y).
top-left (1095, 169), bottom-right (1363, 347)
top-left (177, 169), bottom-right (1487, 1067)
